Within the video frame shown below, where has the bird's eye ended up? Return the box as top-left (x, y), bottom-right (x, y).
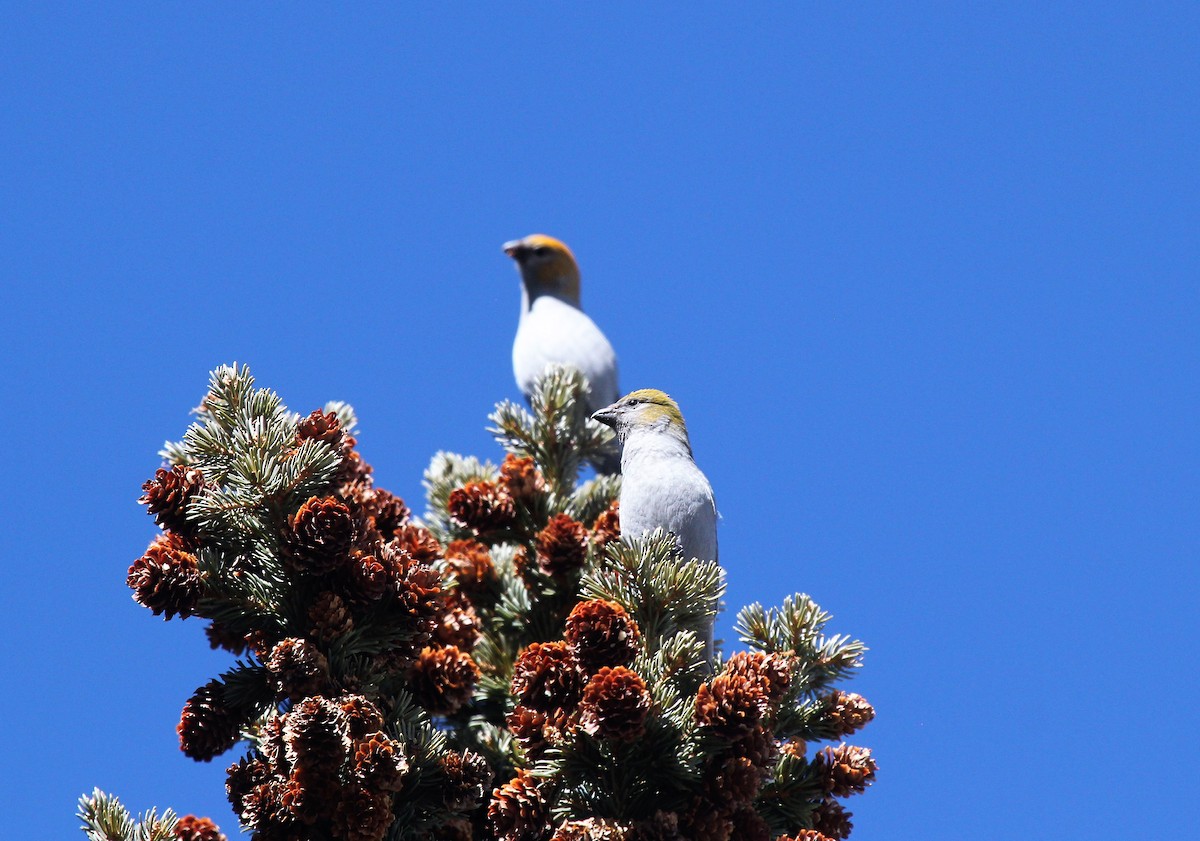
top-left (534, 246), bottom-right (551, 256)
top-left (627, 398), bottom-right (640, 406)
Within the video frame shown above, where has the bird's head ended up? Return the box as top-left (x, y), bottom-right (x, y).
top-left (502, 234), bottom-right (582, 305)
top-left (591, 389), bottom-right (691, 450)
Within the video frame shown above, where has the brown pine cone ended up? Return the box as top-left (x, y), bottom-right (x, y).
top-left (809, 799), bottom-right (853, 840)
top-left (551, 818), bottom-right (632, 841)
top-left (630, 812), bottom-right (682, 841)
top-left (140, 465), bottom-right (205, 534)
top-left (579, 666), bottom-right (652, 742)
top-left (702, 755), bottom-right (763, 809)
top-left (393, 522), bottom-right (444, 564)
top-left (813, 744), bottom-right (877, 797)
top-left (447, 481), bottom-right (517, 534)
top-left (308, 591), bottom-right (354, 644)
top-left (235, 779), bottom-right (298, 840)
top-left (821, 690), bottom-right (875, 737)
top-left (722, 651), bottom-right (792, 705)
top-left (178, 680), bottom-right (241, 761)
top-left (500, 454), bottom-right (546, 502)
top-left (330, 784), bottom-right (393, 841)
top-left (339, 695), bottom-right (385, 740)
top-left (694, 672), bottom-right (770, 738)
top-left (436, 591), bottom-right (482, 650)
top-left (353, 730), bottom-right (408, 792)
top-left (205, 622), bottom-right (249, 655)
top-left (487, 770), bottom-right (549, 841)
top-left (296, 410), bottom-right (344, 448)
top-left (127, 533), bottom-right (203, 619)
top-left (265, 638), bottom-right (330, 701)
top-left (285, 496), bottom-right (357, 575)
top-left (440, 749), bottom-right (492, 812)
top-left (535, 513), bottom-right (589, 576)
top-left (726, 809), bottom-right (770, 841)
top-left (444, 539), bottom-right (496, 593)
top-left (564, 599), bottom-right (640, 672)
top-left (589, 501), bottom-right (621, 554)
top-left (174, 815), bottom-right (228, 841)
top-left (225, 756), bottom-right (270, 815)
top-left (408, 646), bottom-right (480, 715)
top-left (511, 641), bottom-right (583, 711)
top-left (282, 696), bottom-right (349, 774)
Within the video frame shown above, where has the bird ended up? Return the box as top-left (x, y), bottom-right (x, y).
top-left (591, 389), bottom-right (718, 658)
top-left (503, 234), bottom-right (621, 472)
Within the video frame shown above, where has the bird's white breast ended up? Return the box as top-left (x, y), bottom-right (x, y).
top-left (513, 295), bottom-right (619, 412)
top-left (619, 444), bottom-right (718, 565)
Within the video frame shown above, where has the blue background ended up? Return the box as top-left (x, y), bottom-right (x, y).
top-left (2, 4), bottom-right (1197, 838)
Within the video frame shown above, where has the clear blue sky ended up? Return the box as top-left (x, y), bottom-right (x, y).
top-left (2, 4), bottom-right (1197, 839)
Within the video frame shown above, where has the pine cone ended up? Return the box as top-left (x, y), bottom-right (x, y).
top-left (440, 749), bottom-right (492, 812)
top-left (444, 539), bottom-right (496, 593)
top-left (821, 690), bottom-right (875, 737)
top-left (140, 465), bottom-right (205, 534)
top-left (702, 755), bottom-right (762, 809)
top-left (282, 697), bottom-right (349, 778)
top-left (551, 818), bottom-right (632, 841)
top-left (678, 806), bottom-right (732, 841)
top-left (127, 533), bottom-right (203, 619)
top-left (408, 646), bottom-right (480, 715)
top-left (781, 739), bottom-right (807, 759)
top-left (266, 638), bottom-right (330, 701)
top-left (296, 410), bottom-right (344, 448)
top-left (534, 514), bottom-right (589, 576)
top-left (589, 501), bottom-right (621, 554)
top-left (236, 779), bottom-right (298, 840)
top-left (393, 557), bottom-right (444, 651)
top-left (226, 756), bottom-right (270, 815)
top-left (330, 785), bottom-right (393, 841)
top-left (630, 812), bottom-right (682, 841)
top-left (178, 680), bottom-right (241, 761)
top-left (694, 672), bottom-right (770, 739)
top-left (729, 726), bottom-right (777, 769)
top-left (365, 487), bottom-right (411, 540)
top-left (500, 453), bottom-right (546, 502)
top-left (434, 818), bottom-right (474, 841)
top-left (309, 591), bottom-right (354, 644)
top-left (809, 799), bottom-right (853, 840)
top-left (726, 808), bottom-right (770, 841)
top-left (564, 599), bottom-right (641, 672)
top-left (436, 591), bottom-right (482, 650)
top-left (488, 770), bottom-right (549, 841)
top-left (346, 551), bottom-right (390, 604)
top-left (393, 522), bottom-right (444, 564)
top-left (447, 481), bottom-right (517, 534)
top-left (722, 651), bottom-right (792, 704)
top-left (286, 496), bottom-right (357, 574)
top-left (339, 695), bottom-right (385, 740)
top-left (506, 705), bottom-right (551, 758)
top-left (205, 622), bottom-right (249, 655)
top-left (335, 433), bottom-right (374, 486)
top-left (813, 744), bottom-right (877, 797)
top-left (353, 730), bottom-right (408, 792)
top-left (511, 642), bottom-right (583, 711)
top-left (578, 666), bottom-right (652, 742)
top-left (174, 815), bottom-right (228, 841)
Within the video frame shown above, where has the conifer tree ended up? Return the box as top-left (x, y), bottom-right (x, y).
top-left (85, 363), bottom-right (876, 841)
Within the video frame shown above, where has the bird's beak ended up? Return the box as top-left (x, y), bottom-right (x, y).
top-left (591, 403), bottom-right (619, 428)
top-left (502, 239), bottom-right (525, 259)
